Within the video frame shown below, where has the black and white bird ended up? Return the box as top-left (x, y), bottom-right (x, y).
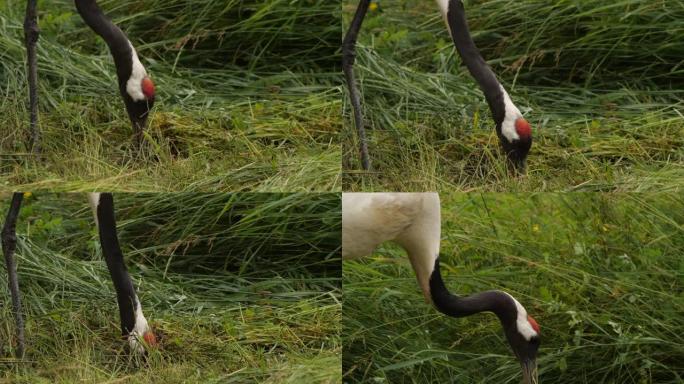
top-left (2, 193), bottom-right (156, 357)
top-left (342, 193), bottom-right (540, 384)
top-left (23, 0), bottom-right (155, 151)
top-left (343, 0), bottom-right (533, 172)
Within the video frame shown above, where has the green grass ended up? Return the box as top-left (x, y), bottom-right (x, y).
top-left (0, 193), bottom-right (341, 383)
top-left (0, 0), bottom-right (341, 192)
top-left (343, 193), bottom-right (684, 383)
top-left (342, 0), bottom-right (684, 191)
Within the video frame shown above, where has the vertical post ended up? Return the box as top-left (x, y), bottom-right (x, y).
top-left (2, 193), bottom-right (26, 358)
top-left (343, 0), bottom-right (372, 170)
top-left (24, 0), bottom-right (40, 154)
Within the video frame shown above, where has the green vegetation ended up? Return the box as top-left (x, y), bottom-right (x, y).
top-left (343, 0), bottom-right (684, 191)
top-left (343, 193), bottom-right (684, 383)
top-left (0, 0), bottom-right (341, 191)
top-left (0, 193), bottom-right (341, 383)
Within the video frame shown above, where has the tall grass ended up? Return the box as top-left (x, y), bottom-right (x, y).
top-left (0, 0), bottom-right (341, 191)
top-left (343, 193), bottom-right (684, 383)
top-left (0, 193), bottom-right (341, 383)
top-left (342, 0), bottom-right (684, 191)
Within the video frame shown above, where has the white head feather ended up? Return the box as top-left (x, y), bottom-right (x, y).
top-left (499, 85), bottom-right (523, 143)
top-left (503, 292), bottom-right (538, 340)
top-left (125, 41), bottom-right (148, 101)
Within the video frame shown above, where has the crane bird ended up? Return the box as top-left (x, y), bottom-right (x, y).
top-left (22, 0), bottom-right (155, 151)
top-left (1, 193), bottom-right (156, 358)
top-left (343, 0), bottom-right (533, 172)
top-left (342, 193), bottom-right (540, 383)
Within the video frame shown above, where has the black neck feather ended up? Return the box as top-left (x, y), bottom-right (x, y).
top-left (446, 0), bottom-right (506, 125)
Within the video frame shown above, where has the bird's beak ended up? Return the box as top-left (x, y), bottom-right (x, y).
top-left (131, 115), bottom-right (147, 129)
top-left (507, 155), bottom-right (527, 176)
top-left (521, 358), bottom-right (538, 384)
top-left (515, 158), bottom-right (527, 175)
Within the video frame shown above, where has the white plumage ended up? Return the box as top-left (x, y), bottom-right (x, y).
top-left (342, 192), bottom-right (441, 301)
top-left (125, 41), bottom-right (148, 101)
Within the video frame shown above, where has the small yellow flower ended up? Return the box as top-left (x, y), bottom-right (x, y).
top-left (532, 224), bottom-right (540, 233)
top-left (369, 2), bottom-right (378, 11)
top-left (23, 192), bottom-right (32, 199)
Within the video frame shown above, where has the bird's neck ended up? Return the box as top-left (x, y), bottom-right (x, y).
top-left (75, 0), bottom-right (133, 83)
top-left (429, 257), bottom-right (517, 325)
top-left (94, 193), bottom-right (138, 336)
top-left (445, 0), bottom-right (506, 125)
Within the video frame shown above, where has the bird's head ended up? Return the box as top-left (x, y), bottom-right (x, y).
top-left (428, 262), bottom-right (540, 383)
top-left (501, 294), bottom-right (540, 384)
top-left (122, 76), bottom-right (155, 130)
top-left (498, 117), bottom-right (532, 174)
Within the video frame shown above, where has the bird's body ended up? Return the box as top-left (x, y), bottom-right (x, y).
top-left (343, 192), bottom-right (440, 301)
top-left (343, 192), bottom-right (540, 383)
